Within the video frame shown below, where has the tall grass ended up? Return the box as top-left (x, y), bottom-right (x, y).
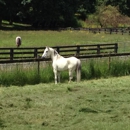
top-left (1, 57), bottom-right (130, 87)
top-left (82, 57), bottom-right (130, 80)
top-left (0, 63), bottom-right (58, 86)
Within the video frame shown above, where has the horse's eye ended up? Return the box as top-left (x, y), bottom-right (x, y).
top-left (46, 51), bottom-right (48, 53)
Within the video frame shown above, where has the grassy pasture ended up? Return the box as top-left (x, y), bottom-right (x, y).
top-left (1, 26), bottom-right (130, 129)
top-left (0, 30), bottom-right (130, 52)
top-left (0, 29), bottom-right (130, 85)
top-left (0, 76), bottom-right (130, 130)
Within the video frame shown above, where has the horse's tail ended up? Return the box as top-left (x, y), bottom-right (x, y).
top-left (76, 60), bottom-right (81, 82)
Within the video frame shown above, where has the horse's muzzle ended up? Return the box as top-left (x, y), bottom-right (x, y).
top-left (41, 56), bottom-right (45, 59)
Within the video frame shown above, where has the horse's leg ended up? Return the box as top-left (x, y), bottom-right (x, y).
top-left (53, 69), bottom-right (58, 84)
top-left (68, 69), bottom-right (73, 83)
top-left (57, 71), bottom-right (60, 83)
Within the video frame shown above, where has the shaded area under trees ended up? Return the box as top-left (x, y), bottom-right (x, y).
top-left (0, 0), bottom-right (130, 29)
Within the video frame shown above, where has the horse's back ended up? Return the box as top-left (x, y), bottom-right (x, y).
top-left (67, 56), bottom-right (80, 68)
top-left (67, 56), bottom-right (80, 64)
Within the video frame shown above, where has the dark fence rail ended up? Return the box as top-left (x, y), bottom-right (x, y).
top-left (1, 52), bottom-right (130, 64)
top-left (0, 43), bottom-right (118, 63)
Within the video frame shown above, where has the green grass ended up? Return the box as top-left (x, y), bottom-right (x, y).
top-left (0, 76), bottom-right (130, 130)
top-left (1, 57), bottom-right (130, 86)
top-left (0, 29), bottom-right (130, 53)
top-left (1, 23), bottom-right (130, 129)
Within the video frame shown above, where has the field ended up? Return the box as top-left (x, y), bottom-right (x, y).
top-left (1, 28), bottom-right (130, 129)
top-left (0, 30), bottom-right (130, 52)
top-left (0, 76), bottom-right (130, 130)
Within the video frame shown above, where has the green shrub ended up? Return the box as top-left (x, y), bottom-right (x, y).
top-left (93, 5), bottom-right (130, 28)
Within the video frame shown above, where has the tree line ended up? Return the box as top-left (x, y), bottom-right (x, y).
top-left (0, 0), bottom-right (130, 28)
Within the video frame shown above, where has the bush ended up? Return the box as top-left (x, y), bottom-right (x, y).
top-left (93, 5), bottom-right (130, 28)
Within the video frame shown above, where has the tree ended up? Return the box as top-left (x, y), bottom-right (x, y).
top-left (0, 0), bottom-right (23, 25)
top-left (4, 0), bottom-right (16, 24)
top-left (1, 0), bottom-right (129, 29)
top-left (106, 0), bottom-right (130, 16)
top-left (94, 5), bottom-right (130, 27)
top-left (0, 0), bottom-right (6, 26)
top-left (76, 0), bottom-right (96, 20)
top-left (22, 0), bottom-right (82, 28)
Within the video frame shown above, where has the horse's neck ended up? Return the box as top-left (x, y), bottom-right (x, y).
top-left (51, 53), bottom-right (63, 61)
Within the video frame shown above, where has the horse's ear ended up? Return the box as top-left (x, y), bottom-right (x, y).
top-left (45, 46), bottom-right (50, 50)
top-left (54, 50), bottom-right (58, 55)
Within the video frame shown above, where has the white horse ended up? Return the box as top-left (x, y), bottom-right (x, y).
top-left (41, 47), bottom-right (81, 84)
top-left (16, 36), bottom-right (21, 47)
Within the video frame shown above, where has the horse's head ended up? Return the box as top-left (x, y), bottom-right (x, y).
top-left (41, 46), bottom-right (51, 58)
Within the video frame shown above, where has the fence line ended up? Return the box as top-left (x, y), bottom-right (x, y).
top-left (0, 45), bottom-right (130, 76)
top-left (0, 43), bottom-right (118, 62)
top-left (59, 27), bottom-right (130, 35)
top-left (1, 52), bottom-right (130, 64)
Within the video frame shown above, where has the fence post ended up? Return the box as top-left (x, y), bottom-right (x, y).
top-left (97, 45), bottom-right (100, 54)
top-left (76, 45), bottom-right (80, 56)
top-left (56, 47), bottom-right (60, 53)
top-left (34, 48), bottom-right (38, 58)
top-left (121, 30), bottom-right (124, 35)
top-left (99, 28), bottom-right (101, 33)
top-left (108, 53), bottom-right (111, 70)
top-left (105, 29), bottom-right (106, 34)
top-left (116, 29), bottom-right (118, 34)
top-left (37, 60), bottom-right (40, 75)
top-left (114, 43), bottom-right (118, 53)
top-left (110, 28), bottom-right (112, 34)
top-left (10, 48), bottom-right (13, 60)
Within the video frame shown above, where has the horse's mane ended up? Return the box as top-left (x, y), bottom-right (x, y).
top-left (48, 47), bottom-right (62, 59)
top-left (53, 49), bottom-right (63, 59)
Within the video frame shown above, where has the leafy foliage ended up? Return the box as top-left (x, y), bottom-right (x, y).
top-left (93, 5), bottom-right (130, 27)
top-left (0, 0), bottom-right (130, 28)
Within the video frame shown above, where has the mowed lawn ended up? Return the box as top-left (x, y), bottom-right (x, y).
top-left (0, 76), bottom-right (130, 130)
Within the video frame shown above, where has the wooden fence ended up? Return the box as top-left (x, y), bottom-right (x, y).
top-left (89, 28), bottom-right (130, 35)
top-left (0, 43), bottom-right (118, 63)
top-left (60, 27), bottom-right (130, 35)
